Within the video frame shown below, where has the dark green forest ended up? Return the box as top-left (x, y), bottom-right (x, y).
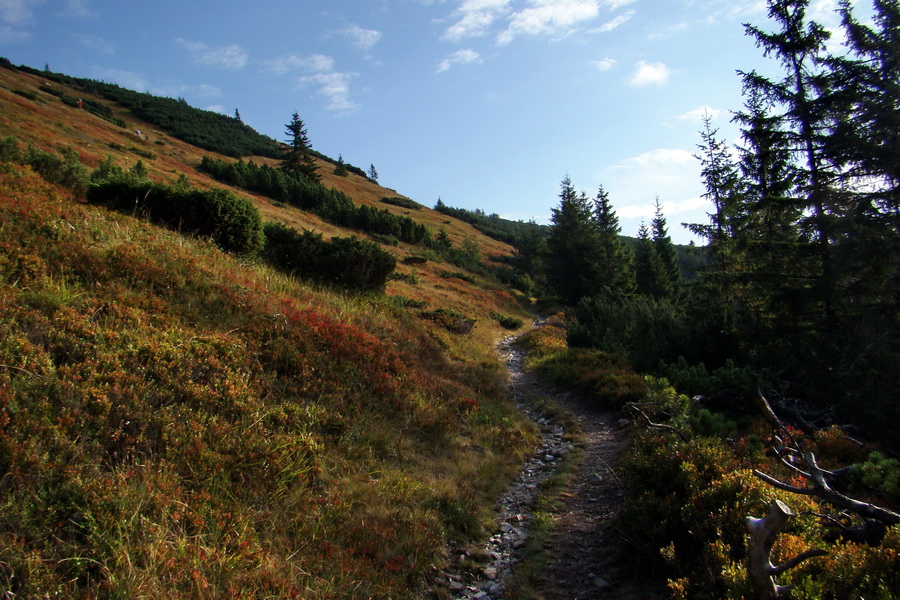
top-left (530, 0), bottom-right (898, 449)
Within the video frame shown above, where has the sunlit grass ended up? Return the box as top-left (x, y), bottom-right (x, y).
top-left (0, 163), bottom-right (535, 598)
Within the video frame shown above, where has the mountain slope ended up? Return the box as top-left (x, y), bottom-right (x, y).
top-left (0, 62), bottom-right (536, 598)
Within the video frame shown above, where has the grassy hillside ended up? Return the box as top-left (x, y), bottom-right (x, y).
top-left (0, 64), bottom-right (536, 598)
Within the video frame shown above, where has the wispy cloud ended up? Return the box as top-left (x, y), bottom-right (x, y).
top-left (591, 57), bottom-right (616, 71)
top-left (265, 53), bottom-right (335, 75)
top-left (341, 24), bottom-right (382, 50)
top-left (498, 0), bottom-right (601, 45)
top-left (600, 0), bottom-right (636, 9)
top-left (297, 71), bottom-right (360, 113)
top-left (92, 67), bottom-right (150, 92)
top-left (677, 105), bottom-right (722, 123)
top-left (62, 0), bottom-right (93, 18)
top-left (176, 39), bottom-right (248, 70)
top-left (693, 0), bottom-right (766, 25)
top-left (443, 0), bottom-right (512, 42)
top-left (437, 48), bottom-right (481, 72)
top-left (73, 33), bottom-right (114, 54)
top-left (592, 9), bottom-right (633, 32)
top-left (0, 0), bottom-right (43, 25)
top-left (605, 147), bottom-right (704, 229)
top-left (628, 60), bottom-right (673, 86)
top-left (0, 0), bottom-right (43, 42)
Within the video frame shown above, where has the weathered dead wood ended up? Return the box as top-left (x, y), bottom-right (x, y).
top-left (753, 454), bottom-right (900, 527)
top-left (746, 500), bottom-right (828, 599)
top-left (628, 405), bottom-right (689, 441)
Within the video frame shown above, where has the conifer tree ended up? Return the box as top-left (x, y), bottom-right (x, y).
top-left (592, 185), bottom-right (635, 296)
top-left (333, 154), bottom-right (349, 177)
top-left (545, 175), bottom-right (604, 304)
top-left (633, 220), bottom-right (668, 299)
top-left (368, 163), bottom-right (378, 182)
top-left (651, 198), bottom-right (683, 299)
top-left (281, 111), bottom-right (320, 183)
top-left (741, 0), bottom-right (839, 328)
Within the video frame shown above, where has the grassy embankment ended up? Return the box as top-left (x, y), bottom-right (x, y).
top-left (0, 65), bottom-right (537, 598)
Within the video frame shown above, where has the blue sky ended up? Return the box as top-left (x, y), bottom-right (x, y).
top-left (0, 0), bottom-right (866, 243)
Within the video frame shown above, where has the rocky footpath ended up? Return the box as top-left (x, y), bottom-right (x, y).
top-left (434, 333), bottom-right (627, 600)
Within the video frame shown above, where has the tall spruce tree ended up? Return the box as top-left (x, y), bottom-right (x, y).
top-left (281, 111), bottom-right (320, 183)
top-left (633, 220), bottom-right (668, 299)
top-left (651, 198), bottom-right (683, 300)
top-left (592, 185), bottom-right (636, 296)
top-left (741, 0), bottom-right (839, 329)
top-left (545, 175), bottom-right (603, 305)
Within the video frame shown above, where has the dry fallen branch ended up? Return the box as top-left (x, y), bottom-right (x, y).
top-left (628, 405), bottom-right (689, 442)
top-left (753, 453), bottom-right (900, 527)
top-left (746, 500), bottom-right (828, 599)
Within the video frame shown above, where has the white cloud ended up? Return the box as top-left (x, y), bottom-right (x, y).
top-left (678, 105), bottom-right (722, 123)
top-left (600, 0), bottom-right (636, 9)
top-left (63, 0), bottom-right (93, 18)
top-left (205, 104), bottom-right (226, 114)
top-left (0, 0), bottom-right (42, 40)
top-left (696, 0), bottom-right (766, 25)
top-left (613, 148), bottom-right (696, 169)
top-left (92, 67), bottom-right (151, 92)
top-left (73, 33), bottom-right (114, 53)
top-left (297, 71), bottom-right (360, 113)
top-left (591, 57), bottom-right (616, 71)
top-left (177, 39), bottom-right (248, 70)
top-left (443, 0), bottom-right (512, 41)
top-left (341, 24), bottom-right (382, 50)
top-left (498, 0), bottom-right (601, 44)
top-left (617, 196), bottom-right (708, 219)
top-left (0, 0), bottom-right (43, 25)
top-left (628, 60), bottom-right (672, 86)
top-left (266, 53), bottom-right (335, 75)
top-left (437, 48), bottom-right (481, 72)
top-left (603, 147), bottom-right (706, 237)
top-left (592, 9), bottom-right (633, 32)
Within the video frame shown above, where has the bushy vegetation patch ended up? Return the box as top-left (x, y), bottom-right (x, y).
top-left (518, 318), bottom-right (646, 409)
top-left (199, 156), bottom-right (432, 245)
top-left (0, 166), bottom-right (535, 599)
top-left (489, 311), bottom-right (523, 330)
top-left (262, 222), bottom-right (396, 292)
top-left (521, 320), bottom-right (900, 598)
top-left (381, 196), bottom-right (421, 210)
top-left (420, 308), bottom-right (476, 335)
top-left (0, 136), bottom-right (88, 195)
top-left (618, 380), bottom-right (900, 600)
top-left (87, 177), bottom-right (264, 257)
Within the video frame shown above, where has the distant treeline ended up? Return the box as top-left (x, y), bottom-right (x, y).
top-left (199, 156), bottom-right (432, 246)
top-left (433, 199), bottom-right (547, 247)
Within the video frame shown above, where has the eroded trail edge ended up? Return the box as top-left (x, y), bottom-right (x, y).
top-left (437, 333), bottom-right (627, 600)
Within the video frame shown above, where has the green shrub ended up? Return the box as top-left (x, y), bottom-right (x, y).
top-left (262, 222), bottom-right (396, 292)
top-left (851, 452), bottom-right (900, 503)
top-left (0, 136), bottom-right (21, 163)
top-left (490, 311), bottom-right (523, 330)
top-left (658, 356), bottom-right (755, 399)
top-left (420, 308), bottom-right (476, 334)
top-left (87, 178), bottom-right (263, 256)
top-left (381, 196), bottom-right (421, 210)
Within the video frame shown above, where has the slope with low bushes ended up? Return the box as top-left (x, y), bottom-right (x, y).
top-left (0, 62), bottom-right (536, 598)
